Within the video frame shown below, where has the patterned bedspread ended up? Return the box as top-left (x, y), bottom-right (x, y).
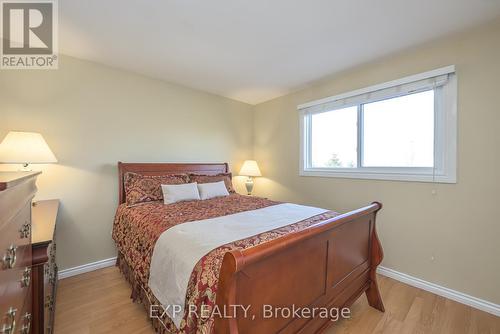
top-left (112, 194), bottom-right (338, 333)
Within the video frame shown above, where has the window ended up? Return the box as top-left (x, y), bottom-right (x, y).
top-left (299, 66), bottom-right (457, 183)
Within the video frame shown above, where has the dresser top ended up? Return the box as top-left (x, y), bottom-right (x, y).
top-left (32, 199), bottom-right (59, 246)
top-left (0, 171), bottom-right (41, 191)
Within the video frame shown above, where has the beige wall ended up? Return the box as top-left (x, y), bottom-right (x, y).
top-left (0, 56), bottom-right (254, 270)
top-left (253, 19), bottom-right (500, 304)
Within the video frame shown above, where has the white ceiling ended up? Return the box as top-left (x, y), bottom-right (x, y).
top-left (60, 0), bottom-right (500, 105)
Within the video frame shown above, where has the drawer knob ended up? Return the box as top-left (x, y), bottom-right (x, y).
top-left (2, 245), bottom-right (17, 269)
top-left (49, 272), bottom-right (55, 285)
top-left (20, 313), bottom-right (31, 334)
top-left (6, 307), bottom-right (16, 319)
top-left (0, 308), bottom-right (17, 334)
top-left (45, 296), bottom-right (54, 311)
top-left (0, 320), bottom-right (15, 334)
top-left (20, 267), bottom-right (31, 288)
top-left (19, 222), bottom-right (31, 239)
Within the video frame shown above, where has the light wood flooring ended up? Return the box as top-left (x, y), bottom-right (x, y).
top-left (54, 266), bottom-right (500, 333)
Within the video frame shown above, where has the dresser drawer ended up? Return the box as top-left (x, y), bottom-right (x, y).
top-left (0, 175), bottom-right (37, 230)
top-left (0, 172), bottom-right (40, 334)
top-left (2, 289), bottom-right (33, 334)
top-left (18, 291), bottom-right (33, 334)
top-left (0, 265), bottom-right (32, 331)
top-left (0, 202), bottom-right (32, 272)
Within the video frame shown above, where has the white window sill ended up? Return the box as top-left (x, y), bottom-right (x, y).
top-left (300, 169), bottom-right (456, 183)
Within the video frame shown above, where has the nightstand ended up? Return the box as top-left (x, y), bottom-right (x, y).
top-left (31, 199), bottom-right (59, 334)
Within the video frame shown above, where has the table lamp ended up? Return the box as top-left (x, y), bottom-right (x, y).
top-left (0, 131), bottom-right (58, 171)
top-left (239, 160), bottom-right (261, 195)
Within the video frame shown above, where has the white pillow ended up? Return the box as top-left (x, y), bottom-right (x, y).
top-left (161, 182), bottom-right (200, 204)
top-left (197, 181), bottom-right (230, 200)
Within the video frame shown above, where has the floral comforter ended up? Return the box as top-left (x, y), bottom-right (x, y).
top-left (112, 194), bottom-right (338, 333)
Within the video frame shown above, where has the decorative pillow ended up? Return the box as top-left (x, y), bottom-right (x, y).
top-left (124, 172), bottom-right (189, 206)
top-left (161, 183), bottom-right (200, 204)
top-left (197, 181), bottom-right (230, 200)
top-left (188, 172), bottom-right (235, 193)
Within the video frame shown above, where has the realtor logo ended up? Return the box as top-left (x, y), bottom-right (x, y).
top-left (1, 0), bottom-right (58, 69)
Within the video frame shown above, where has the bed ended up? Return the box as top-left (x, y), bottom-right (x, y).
top-left (112, 162), bottom-right (385, 334)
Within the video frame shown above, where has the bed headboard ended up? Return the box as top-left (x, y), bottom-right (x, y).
top-left (117, 162), bottom-right (229, 204)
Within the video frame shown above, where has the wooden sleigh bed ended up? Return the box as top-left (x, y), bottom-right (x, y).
top-left (115, 162), bottom-right (385, 334)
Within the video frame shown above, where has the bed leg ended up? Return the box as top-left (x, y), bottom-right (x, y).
top-left (366, 207), bottom-right (385, 312)
top-left (366, 278), bottom-right (385, 312)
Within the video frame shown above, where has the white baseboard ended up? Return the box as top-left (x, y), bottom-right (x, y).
top-left (58, 257), bottom-right (117, 280)
top-left (377, 266), bottom-right (500, 317)
top-left (57, 258), bottom-right (499, 317)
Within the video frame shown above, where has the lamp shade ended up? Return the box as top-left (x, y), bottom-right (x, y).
top-left (239, 160), bottom-right (261, 177)
top-left (0, 131), bottom-right (57, 164)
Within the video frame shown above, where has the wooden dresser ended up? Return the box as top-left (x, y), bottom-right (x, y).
top-left (31, 200), bottom-right (59, 334)
top-left (0, 172), bottom-right (40, 334)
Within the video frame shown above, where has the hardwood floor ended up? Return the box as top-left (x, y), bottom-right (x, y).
top-left (54, 266), bottom-right (500, 334)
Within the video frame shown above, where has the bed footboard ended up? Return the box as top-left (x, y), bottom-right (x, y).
top-left (215, 202), bottom-right (384, 334)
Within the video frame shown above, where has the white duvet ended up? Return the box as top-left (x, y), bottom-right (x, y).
top-left (148, 202), bottom-right (328, 328)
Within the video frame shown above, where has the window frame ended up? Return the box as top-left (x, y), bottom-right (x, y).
top-left (299, 66), bottom-right (457, 183)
